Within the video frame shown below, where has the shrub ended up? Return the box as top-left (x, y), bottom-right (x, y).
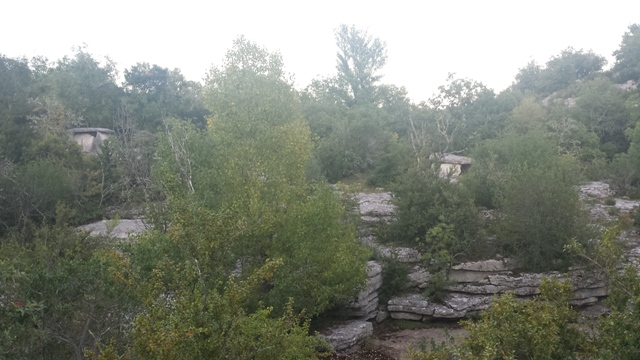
top-left (496, 162), bottom-right (590, 271)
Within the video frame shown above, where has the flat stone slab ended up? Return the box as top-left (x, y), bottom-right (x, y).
top-left (356, 192), bottom-right (396, 217)
top-left (77, 219), bottom-right (147, 239)
top-left (320, 320), bottom-right (373, 355)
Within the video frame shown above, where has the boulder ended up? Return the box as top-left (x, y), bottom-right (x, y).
top-left (320, 320), bottom-right (373, 355)
top-left (77, 219), bottom-right (147, 239)
top-left (407, 266), bottom-right (430, 289)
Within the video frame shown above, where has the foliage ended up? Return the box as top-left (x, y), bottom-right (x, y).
top-left (385, 162), bottom-right (479, 291)
top-left (496, 160), bottom-right (588, 271)
top-left (567, 226), bottom-right (640, 359)
top-left (126, 202), bottom-right (327, 359)
top-left (0, 205), bottom-right (139, 359)
top-left (152, 37), bottom-right (371, 318)
top-left (407, 278), bottom-right (588, 360)
top-left (332, 24), bottom-right (387, 107)
top-left (612, 23), bottom-right (640, 83)
top-left (378, 255), bottom-right (410, 304)
top-left (514, 48), bottom-right (606, 96)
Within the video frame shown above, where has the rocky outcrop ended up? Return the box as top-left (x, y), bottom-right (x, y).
top-left (386, 259), bottom-right (609, 321)
top-left (579, 182), bottom-right (613, 199)
top-left (320, 320), bottom-right (373, 355)
top-left (346, 261), bottom-right (382, 320)
top-left (77, 219), bottom-right (147, 239)
top-left (388, 293), bottom-right (492, 320)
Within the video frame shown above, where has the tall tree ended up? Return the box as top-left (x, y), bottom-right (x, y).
top-left (333, 24), bottom-right (387, 108)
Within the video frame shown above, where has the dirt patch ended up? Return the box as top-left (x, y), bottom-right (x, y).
top-left (372, 321), bottom-right (468, 359)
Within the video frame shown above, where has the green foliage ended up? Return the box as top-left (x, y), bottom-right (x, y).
top-left (515, 48), bottom-right (606, 96)
top-left (572, 77), bottom-right (630, 157)
top-left (0, 205), bottom-right (139, 359)
top-left (378, 256), bottom-right (410, 304)
top-left (386, 163), bottom-right (479, 277)
top-left (333, 24), bottom-right (387, 107)
top-left (567, 226), bottom-right (640, 359)
top-left (463, 131), bottom-right (559, 208)
top-left (496, 161), bottom-right (588, 271)
top-left (407, 278), bottom-right (589, 360)
top-left (152, 38), bottom-right (370, 319)
top-left (612, 23), bottom-right (640, 83)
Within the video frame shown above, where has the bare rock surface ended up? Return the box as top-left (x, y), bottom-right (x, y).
top-left (357, 192), bottom-right (395, 217)
top-left (78, 219), bottom-right (147, 239)
top-left (579, 182), bottom-right (613, 199)
top-left (320, 320), bottom-right (373, 355)
top-left (347, 261), bottom-right (383, 319)
top-left (388, 293), bottom-right (492, 320)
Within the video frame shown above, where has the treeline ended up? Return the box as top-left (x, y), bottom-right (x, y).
top-left (0, 23), bottom-right (639, 359)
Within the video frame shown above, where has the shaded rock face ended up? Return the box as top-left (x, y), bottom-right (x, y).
top-left (77, 219), bottom-right (147, 239)
top-left (346, 261), bottom-right (382, 320)
top-left (320, 320), bottom-right (373, 355)
top-left (388, 293), bottom-right (492, 320)
top-left (388, 261), bottom-right (609, 321)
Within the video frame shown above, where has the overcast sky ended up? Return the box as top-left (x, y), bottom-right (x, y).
top-left (2, 0), bottom-right (638, 102)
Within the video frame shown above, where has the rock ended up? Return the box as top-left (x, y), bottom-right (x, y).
top-left (346, 261), bottom-right (382, 320)
top-left (579, 182), bottom-right (613, 199)
top-left (320, 320), bottom-right (373, 355)
top-left (77, 219), bottom-right (147, 239)
top-left (375, 310), bottom-right (390, 323)
top-left (390, 312), bottom-right (423, 320)
top-left (615, 199), bottom-right (640, 212)
top-left (449, 259), bottom-right (515, 283)
top-left (570, 297), bottom-right (599, 307)
top-left (407, 266), bottom-right (431, 289)
top-left (451, 259), bottom-right (516, 272)
top-left (377, 246), bottom-right (422, 263)
top-left (387, 293), bottom-right (492, 320)
top-left (357, 192), bottom-right (395, 217)
top-left (388, 294), bottom-right (432, 315)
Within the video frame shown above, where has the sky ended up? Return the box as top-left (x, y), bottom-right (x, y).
top-left (2, 0), bottom-right (639, 102)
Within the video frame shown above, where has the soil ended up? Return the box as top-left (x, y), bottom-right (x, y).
top-left (324, 320), bottom-right (468, 360)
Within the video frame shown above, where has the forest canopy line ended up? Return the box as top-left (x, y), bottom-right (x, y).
top-left (1, 23), bottom-right (640, 359)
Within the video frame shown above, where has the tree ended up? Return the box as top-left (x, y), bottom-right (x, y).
top-left (0, 55), bottom-right (35, 163)
top-left (124, 63), bottom-right (208, 130)
top-left (612, 23), bottom-right (640, 83)
top-left (153, 37), bottom-right (370, 317)
top-left (46, 46), bottom-right (122, 128)
top-left (332, 24), bottom-right (387, 108)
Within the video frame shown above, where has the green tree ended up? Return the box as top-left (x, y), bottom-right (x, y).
top-left (332, 24), bottom-right (387, 108)
top-left (612, 23), bottom-right (640, 83)
top-left (153, 37), bottom-right (370, 317)
top-left (124, 63), bottom-right (209, 130)
top-left (46, 46), bottom-right (122, 128)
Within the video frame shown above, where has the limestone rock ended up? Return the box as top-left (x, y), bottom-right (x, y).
top-left (357, 192), bottom-right (395, 217)
top-left (375, 310), bottom-right (390, 323)
top-left (78, 219), bottom-right (147, 239)
top-left (449, 259), bottom-right (515, 283)
top-left (407, 266), bottom-right (431, 289)
top-left (387, 293), bottom-right (492, 320)
top-left (390, 312), bottom-right (423, 320)
top-left (346, 261), bottom-right (382, 320)
top-left (320, 320), bottom-right (373, 355)
top-left (578, 182), bottom-right (613, 199)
